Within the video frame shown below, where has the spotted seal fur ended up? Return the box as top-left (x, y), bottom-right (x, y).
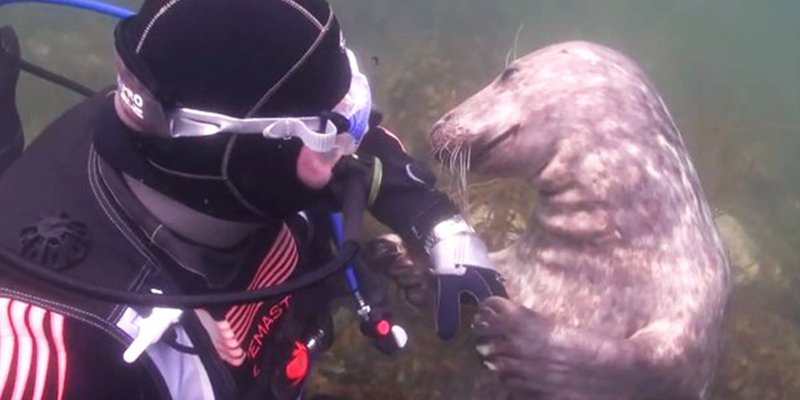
top-left (426, 41), bottom-right (731, 400)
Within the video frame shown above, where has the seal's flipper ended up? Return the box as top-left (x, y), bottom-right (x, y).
top-left (474, 297), bottom-right (703, 400)
top-left (0, 26), bottom-right (23, 174)
top-left (362, 234), bottom-right (433, 308)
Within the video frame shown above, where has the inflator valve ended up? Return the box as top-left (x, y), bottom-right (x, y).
top-left (123, 290), bottom-right (183, 363)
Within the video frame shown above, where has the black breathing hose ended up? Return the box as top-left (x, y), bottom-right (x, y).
top-left (19, 58), bottom-right (95, 97)
top-left (0, 241), bottom-right (358, 307)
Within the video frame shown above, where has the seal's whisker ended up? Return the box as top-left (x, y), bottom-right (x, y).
top-left (433, 138), bottom-right (450, 162)
top-left (466, 144), bottom-right (472, 173)
top-left (447, 144), bottom-right (453, 173)
top-left (432, 137), bottom-right (473, 213)
top-left (453, 143), bottom-right (461, 174)
top-left (449, 143), bottom-right (461, 174)
top-left (505, 22), bottom-right (526, 67)
top-left (445, 143), bottom-right (452, 172)
top-left (455, 145), bottom-right (471, 213)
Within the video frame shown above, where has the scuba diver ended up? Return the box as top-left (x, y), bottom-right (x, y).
top-left (0, 0), bottom-right (506, 399)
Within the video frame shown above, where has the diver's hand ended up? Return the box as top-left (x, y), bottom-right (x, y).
top-left (430, 231), bottom-right (507, 339)
top-left (363, 231), bottom-right (507, 339)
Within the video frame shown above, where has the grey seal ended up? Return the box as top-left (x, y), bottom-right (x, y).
top-left (427, 41), bottom-right (731, 400)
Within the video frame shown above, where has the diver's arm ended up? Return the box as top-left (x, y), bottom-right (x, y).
top-left (356, 126), bottom-right (459, 250)
top-left (354, 126), bottom-right (506, 339)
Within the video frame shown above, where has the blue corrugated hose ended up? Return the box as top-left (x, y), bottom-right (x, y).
top-left (330, 213), bottom-right (360, 290)
top-left (0, 0), bottom-right (134, 18)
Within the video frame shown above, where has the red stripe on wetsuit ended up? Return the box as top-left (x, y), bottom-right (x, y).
top-left (0, 297), bottom-right (68, 400)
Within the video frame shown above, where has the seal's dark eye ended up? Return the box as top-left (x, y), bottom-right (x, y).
top-left (500, 67), bottom-right (518, 83)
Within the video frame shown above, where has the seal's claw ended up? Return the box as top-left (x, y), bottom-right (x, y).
top-left (474, 296), bottom-right (524, 337)
top-left (362, 234), bottom-right (404, 270)
top-left (481, 296), bottom-right (518, 316)
top-left (474, 299), bottom-right (522, 359)
top-left (475, 299), bottom-right (554, 377)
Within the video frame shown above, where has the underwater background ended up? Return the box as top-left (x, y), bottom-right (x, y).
top-left (1, 0), bottom-right (799, 398)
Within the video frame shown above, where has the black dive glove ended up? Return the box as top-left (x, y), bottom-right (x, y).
top-left (355, 126), bottom-right (507, 339)
top-left (425, 216), bottom-right (507, 339)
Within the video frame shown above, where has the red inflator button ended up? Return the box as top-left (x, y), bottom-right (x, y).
top-left (285, 341), bottom-right (309, 385)
top-left (376, 320), bottom-right (391, 337)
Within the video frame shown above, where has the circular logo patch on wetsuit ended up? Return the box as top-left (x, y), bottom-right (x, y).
top-left (19, 212), bottom-right (91, 271)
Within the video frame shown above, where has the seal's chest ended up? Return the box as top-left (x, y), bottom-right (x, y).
top-left (519, 263), bottom-right (656, 336)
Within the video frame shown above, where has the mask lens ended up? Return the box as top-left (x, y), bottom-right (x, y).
top-left (332, 48), bottom-right (372, 145)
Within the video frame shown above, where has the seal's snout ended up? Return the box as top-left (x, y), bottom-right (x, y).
top-left (429, 118), bottom-right (446, 141)
top-left (471, 124), bottom-right (519, 167)
top-left (429, 112), bottom-right (458, 162)
top-left (430, 112), bottom-right (454, 139)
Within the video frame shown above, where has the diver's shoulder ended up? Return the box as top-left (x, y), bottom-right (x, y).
top-left (0, 91), bottom-right (112, 188)
top-left (26, 90), bottom-right (114, 152)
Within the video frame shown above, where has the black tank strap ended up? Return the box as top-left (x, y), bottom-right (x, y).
top-left (19, 58), bottom-right (95, 97)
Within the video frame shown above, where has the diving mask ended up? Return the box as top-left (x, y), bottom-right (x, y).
top-left (113, 18), bottom-right (373, 156)
top-left (161, 48), bottom-right (371, 157)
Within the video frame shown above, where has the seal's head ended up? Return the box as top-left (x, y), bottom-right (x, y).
top-left (430, 54), bottom-right (552, 178)
top-left (431, 41), bottom-right (661, 181)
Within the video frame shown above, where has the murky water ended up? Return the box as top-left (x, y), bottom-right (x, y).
top-left (1, 0), bottom-right (799, 399)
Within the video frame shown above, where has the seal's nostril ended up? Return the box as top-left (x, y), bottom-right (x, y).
top-left (432, 113), bottom-right (455, 133)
